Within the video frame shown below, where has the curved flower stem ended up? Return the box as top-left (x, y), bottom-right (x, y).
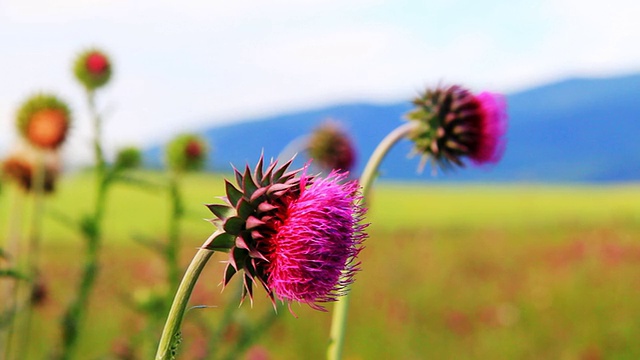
top-left (277, 135), bottom-right (309, 164)
top-left (155, 234), bottom-right (218, 360)
top-left (327, 121), bottom-right (417, 360)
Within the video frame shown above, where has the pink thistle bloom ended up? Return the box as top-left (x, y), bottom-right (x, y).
top-left (205, 157), bottom-right (367, 311)
top-left (266, 171), bottom-right (366, 308)
top-left (406, 85), bottom-right (508, 170)
top-left (470, 92), bottom-right (508, 164)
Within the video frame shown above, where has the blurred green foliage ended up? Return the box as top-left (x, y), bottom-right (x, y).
top-left (1, 173), bottom-right (640, 358)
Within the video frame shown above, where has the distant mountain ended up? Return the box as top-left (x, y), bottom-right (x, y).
top-left (146, 73), bottom-right (640, 182)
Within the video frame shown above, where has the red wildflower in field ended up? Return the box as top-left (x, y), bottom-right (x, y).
top-left (406, 85), bottom-right (508, 170)
top-left (206, 156), bottom-right (367, 310)
top-left (307, 120), bottom-right (356, 172)
top-left (16, 94), bottom-right (71, 150)
top-left (73, 48), bottom-right (112, 90)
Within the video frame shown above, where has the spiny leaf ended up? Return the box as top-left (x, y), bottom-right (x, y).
top-left (0, 269), bottom-right (27, 280)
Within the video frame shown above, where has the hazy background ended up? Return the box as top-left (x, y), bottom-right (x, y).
top-left (1, 0), bottom-right (639, 165)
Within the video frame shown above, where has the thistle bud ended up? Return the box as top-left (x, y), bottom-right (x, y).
top-left (165, 134), bottom-right (208, 172)
top-left (115, 146), bottom-right (143, 170)
top-left (16, 94), bottom-right (71, 150)
top-left (307, 120), bottom-right (356, 172)
top-left (73, 48), bottom-right (112, 90)
top-left (406, 85), bottom-right (507, 170)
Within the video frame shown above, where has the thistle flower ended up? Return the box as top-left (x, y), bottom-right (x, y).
top-left (307, 120), bottom-right (356, 172)
top-left (165, 134), bottom-right (208, 172)
top-left (73, 48), bottom-right (112, 90)
top-left (205, 156), bottom-right (367, 310)
top-left (406, 85), bottom-right (507, 170)
top-left (1, 154), bottom-right (58, 193)
top-left (16, 94), bottom-right (71, 150)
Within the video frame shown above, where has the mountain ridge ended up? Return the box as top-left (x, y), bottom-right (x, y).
top-left (146, 73), bottom-right (640, 183)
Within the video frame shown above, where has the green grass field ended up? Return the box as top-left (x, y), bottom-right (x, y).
top-left (2, 172), bottom-right (640, 359)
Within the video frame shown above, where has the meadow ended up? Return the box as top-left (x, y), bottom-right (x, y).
top-left (2, 171), bottom-right (640, 359)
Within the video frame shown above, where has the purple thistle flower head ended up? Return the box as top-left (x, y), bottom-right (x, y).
top-left (406, 85), bottom-right (508, 171)
top-left (204, 156), bottom-right (367, 311)
top-left (266, 171), bottom-right (366, 308)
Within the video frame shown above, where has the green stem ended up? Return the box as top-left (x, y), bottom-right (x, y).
top-left (277, 135), bottom-right (309, 164)
top-left (327, 122), bottom-right (417, 360)
top-left (166, 172), bottom-right (184, 300)
top-left (20, 151), bottom-right (47, 357)
top-left (2, 187), bottom-right (26, 360)
top-left (88, 90), bottom-right (106, 177)
top-left (155, 235), bottom-right (217, 360)
top-left (57, 89), bottom-right (109, 360)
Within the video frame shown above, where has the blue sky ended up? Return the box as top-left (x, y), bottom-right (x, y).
top-left (1, 0), bottom-right (638, 163)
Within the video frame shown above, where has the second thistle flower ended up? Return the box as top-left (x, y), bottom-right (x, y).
top-left (307, 120), bottom-right (356, 172)
top-left (406, 85), bottom-right (508, 170)
top-left (205, 156), bottom-right (367, 310)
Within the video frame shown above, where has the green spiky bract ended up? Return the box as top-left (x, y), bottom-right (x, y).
top-left (73, 48), bottom-right (112, 90)
top-left (205, 156), bottom-right (304, 306)
top-left (165, 134), bottom-right (208, 172)
top-left (406, 85), bottom-right (480, 170)
top-left (16, 93), bottom-right (71, 147)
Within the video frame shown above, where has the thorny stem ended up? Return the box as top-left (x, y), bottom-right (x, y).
top-left (155, 235), bottom-right (217, 360)
top-left (327, 121), bottom-right (417, 360)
